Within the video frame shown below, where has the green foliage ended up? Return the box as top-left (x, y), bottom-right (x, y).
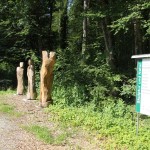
top-left (54, 131), bottom-right (70, 145)
top-left (0, 102), bottom-right (14, 114)
top-left (110, 12), bottom-right (141, 34)
top-left (0, 99), bottom-right (22, 117)
top-left (0, 89), bottom-right (16, 95)
top-left (23, 125), bottom-right (69, 145)
top-left (53, 85), bottom-right (86, 107)
top-left (24, 125), bottom-right (54, 144)
top-left (110, 1), bottom-right (150, 35)
top-left (82, 64), bottom-right (122, 104)
top-left (54, 49), bottom-right (123, 106)
top-left (1, 0), bottom-right (148, 104)
top-left (47, 100), bottom-right (150, 149)
top-left (0, 62), bottom-right (16, 90)
top-left (120, 78), bottom-right (136, 99)
top-left (0, 0), bottom-right (149, 149)
top-left (86, 11), bottom-right (106, 18)
top-left (48, 99), bottom-right (131, 130)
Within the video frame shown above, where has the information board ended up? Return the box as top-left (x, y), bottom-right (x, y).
top-left (136, 58), bottom-right (150, 116)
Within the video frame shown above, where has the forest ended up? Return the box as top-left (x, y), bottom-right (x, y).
top-left (0, 0), bottom-right (150, 149)
top-left (1, 0), bottom-right (150, 104)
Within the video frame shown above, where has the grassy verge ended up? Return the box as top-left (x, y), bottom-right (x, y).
top-left (0, 89), bottom-right (22, 117)
top-left (45, 99), bottom-right (150, 149)
top-left (23, 125), bottom-right (71, 145)
top-left (0, 102), bottom-right (22, 117)
top-left (0, 89), bottom-right (16, 95)
top-left (0, 102), bottom-right (14, 114)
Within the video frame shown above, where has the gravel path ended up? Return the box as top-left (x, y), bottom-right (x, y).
top-left (0, 94), bottom-right (66, 150)
top-left (0, 94), bottom-right (101, 150)
top-left (0, 115), bottom-right (19, 150)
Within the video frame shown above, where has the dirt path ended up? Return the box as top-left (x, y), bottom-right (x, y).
top-left (0, 94), bottom-right (67, 150)
top-left (0, 94), bottom-right (101, 150)
top-left (0, 114), bottom-right (55, 150)
top-left (0, 115), bottom-right (19, 150)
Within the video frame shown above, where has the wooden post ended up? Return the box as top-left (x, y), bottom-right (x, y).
top-left (40, 51), bottom-right (56, 107)
top-left (16, 62), bottom-right (24, 95)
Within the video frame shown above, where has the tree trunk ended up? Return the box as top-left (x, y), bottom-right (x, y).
top-left (60, 0), bottom-right (68, 49)
top-left (82, 0), bottom-right (88, 58)
top-left (48, 0), bottom-right (54, 51)
top-left (101, 18), bottom-right (114, 68)
top-left (99, 0), bottom-right (114, 69)
top-left (134, 19), bottom-right (142, 55)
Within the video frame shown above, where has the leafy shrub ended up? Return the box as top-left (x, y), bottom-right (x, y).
top-left (47, 99), bottom-right (150, 149)
top-left (0, 61), bottom-right (16, 89)
top-left (120, 77), bottom-right (136, 102)
top-left (53, 48), bottom-right (123, 106)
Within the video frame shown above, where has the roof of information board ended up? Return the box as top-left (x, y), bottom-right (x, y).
top-left (131, 54), bottom-right (150, 59)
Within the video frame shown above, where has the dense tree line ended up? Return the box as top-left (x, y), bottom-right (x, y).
top-left (0, 0), bottom-right (150, 105)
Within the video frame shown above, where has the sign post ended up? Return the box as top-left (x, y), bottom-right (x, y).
top-left (132, 54), bottom-right (150, 135)
top-left (136, 113), bottom-right (139, 135)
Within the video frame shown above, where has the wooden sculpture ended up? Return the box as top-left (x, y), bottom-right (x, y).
top-left (27, 59), bottom-right (37, 100)
top-left (40, 51), bottom-right (56, 107)
top-left (16, 62), bottom-right (24, 95)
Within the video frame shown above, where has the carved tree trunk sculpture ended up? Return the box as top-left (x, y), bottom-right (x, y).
top-left (16, 62), bottom-right (24, 95)
top-left (27, 59), bottom-right (37, 100)
top-left (40, 51), bottom-right (56, 107)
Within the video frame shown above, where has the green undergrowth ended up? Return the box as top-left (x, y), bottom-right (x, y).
top-left (0, 102), bottom-right (22, 117)
top-left (0, 90), bottom-right (22, 117)
top-left (23, 125), bottom-right (71, 145)
top-left (46, 99), bottom-right (150, 149)
top-left (0, 102), bottom-right (14, 113)
top-left (0, 89), bottom-right (16, 95)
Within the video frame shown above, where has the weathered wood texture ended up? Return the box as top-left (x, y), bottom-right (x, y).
top-left (16, 62), bottom-right (24, 95)
top-left (27, 59), bottom-right (37, 100)
top-left (40, 51), bottom-right (56, 107)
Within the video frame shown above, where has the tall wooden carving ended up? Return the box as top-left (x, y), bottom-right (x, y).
top-left (40, 51), bottom-right (56, 107)
top-left (16, 62), bottom-right (24, 95)
top-left (27, 59), bottom-right (37, 100)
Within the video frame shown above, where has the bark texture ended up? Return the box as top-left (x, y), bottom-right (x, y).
top-left (40, 51), bottom-right (56, 107)
top-left (101, 18), bottom-right (114, 67)
top-left (82, 0), bottom-right (88, 56)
